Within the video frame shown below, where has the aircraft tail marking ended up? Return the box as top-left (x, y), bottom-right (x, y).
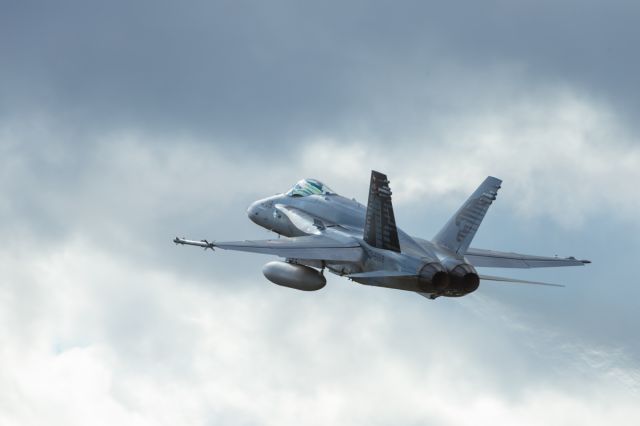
top-left (363, 170), bottom-right (401, 252)
top-left (433, 176), bottom-right (502, 254)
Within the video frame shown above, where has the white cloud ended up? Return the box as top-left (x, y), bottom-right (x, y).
top-left (3, 85), bottom-right (636, 243)
top-left (0, 236), bottom-right (638, 425)
top-left (299, 88), bottom-right (640, 228)
top-left (2, 3), bottom-right (639, 423)
top-left (1, 77), bottom-right (639, 426)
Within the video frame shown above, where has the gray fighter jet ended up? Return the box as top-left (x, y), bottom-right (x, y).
top-left (174, 171), bottom-right (590, 299)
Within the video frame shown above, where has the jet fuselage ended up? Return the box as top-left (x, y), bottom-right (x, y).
top-left (174, 172), bottom-right (587, 300)
top-left (246, 192), bottom-right (477, 297)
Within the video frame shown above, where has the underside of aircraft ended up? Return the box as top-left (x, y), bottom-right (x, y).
top-left (175, 171), bottom-right (589, 300)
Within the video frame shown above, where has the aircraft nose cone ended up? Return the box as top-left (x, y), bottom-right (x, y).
top-left (247, 201), bottom-right (262, 224)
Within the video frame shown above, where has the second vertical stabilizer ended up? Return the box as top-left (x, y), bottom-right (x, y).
top-left (364, 170), bottom-right (401, 252)
top-left (433, 176), bottom-right (502, 254)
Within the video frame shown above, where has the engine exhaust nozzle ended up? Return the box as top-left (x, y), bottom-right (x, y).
top-left (448, 263), bottom-right (480, 293)
top-left (419, 262), bottom-right (450, 290)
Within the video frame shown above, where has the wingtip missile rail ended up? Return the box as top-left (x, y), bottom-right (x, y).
top-left (173, 237), bottom-right (215, 250)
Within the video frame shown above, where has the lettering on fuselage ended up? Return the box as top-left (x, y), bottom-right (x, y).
top-left (368, 251), bottom-right (384, 263)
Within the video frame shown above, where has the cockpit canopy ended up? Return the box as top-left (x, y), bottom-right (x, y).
top-left (286, 178), bottom-right (335, 197)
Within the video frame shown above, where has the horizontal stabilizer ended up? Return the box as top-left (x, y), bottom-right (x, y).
top-left (466, 247), bottom-right (590, 268)
top-left (479, 274), bottom-right (564, 287)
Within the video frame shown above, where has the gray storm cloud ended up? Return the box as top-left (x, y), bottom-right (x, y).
top-left (2, 1), bottom-right (639, 141)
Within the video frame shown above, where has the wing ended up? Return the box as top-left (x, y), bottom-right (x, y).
top-left (174, 236), bottom-right (362, 262)
top-left (465, 247), bottom-right (591, 268)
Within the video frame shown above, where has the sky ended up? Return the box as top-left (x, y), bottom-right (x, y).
top-left (1, 1), bottom-right (639, 425)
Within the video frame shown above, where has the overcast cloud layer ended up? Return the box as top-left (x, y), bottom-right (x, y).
top-left (2, 1), bottom-right (639, 425)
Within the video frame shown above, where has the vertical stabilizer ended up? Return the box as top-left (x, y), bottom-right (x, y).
top-left (433, 176), bottom-right (502, 254)
top-left (364, 170), bottom-right (401, 252)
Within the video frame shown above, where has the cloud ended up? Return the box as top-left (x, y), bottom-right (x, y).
top-left (299, 88), bottom-right (640, 229)
top-left (1, 235), bottom-right (638, 425)
top-left (2, 1), bottom-right (639, 141)
top-left (1, 131), bottom-right (639, 423)
top-left (3, 82), bottom-right (636, 254)
top-left (2, 1), bottom-right (640, 424)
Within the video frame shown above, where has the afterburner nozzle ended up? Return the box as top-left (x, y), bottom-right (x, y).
top-left (448, 263), bottom-right (480, 293)
top-left (418, 262), bottom-right (450, 290)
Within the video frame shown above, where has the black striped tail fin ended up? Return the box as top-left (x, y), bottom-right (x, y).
top-left (363, 170), bottom-right (401, 252)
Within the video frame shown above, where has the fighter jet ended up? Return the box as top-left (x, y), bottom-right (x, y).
top-left (174, 171), bottom-right (589, 299)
